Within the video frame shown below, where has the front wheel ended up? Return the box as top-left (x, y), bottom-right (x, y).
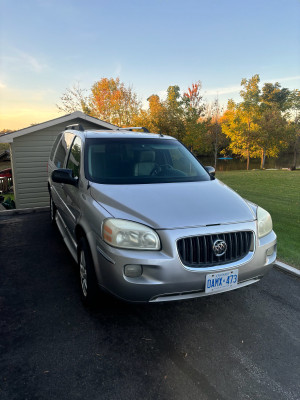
top-left (78, 237), bottom-right (100, 306)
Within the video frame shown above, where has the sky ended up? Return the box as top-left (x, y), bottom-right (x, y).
top-left (0, 0), bottom-right (299, 130)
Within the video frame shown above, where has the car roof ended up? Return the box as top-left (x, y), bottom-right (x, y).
top-left (65, 129), bottom-right (176, 141)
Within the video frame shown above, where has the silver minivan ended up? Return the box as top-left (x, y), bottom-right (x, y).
top-left (48, 126), bottom-right (277, 305)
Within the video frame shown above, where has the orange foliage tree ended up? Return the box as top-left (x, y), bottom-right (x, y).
top-left (90, 78), bottom-right (141, 126)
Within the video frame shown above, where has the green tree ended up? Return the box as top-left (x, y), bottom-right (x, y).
top-left (261, 82), bottom-right (290, 112)
top-left (286, 89), bottom-right (300, 168)
top-left (256, 106), bottom-right (288, 168)
top-left (164, 85), bottom-right (185, 140)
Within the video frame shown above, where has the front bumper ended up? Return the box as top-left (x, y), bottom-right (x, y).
top-left (91, 221), bottom-right (277, 302)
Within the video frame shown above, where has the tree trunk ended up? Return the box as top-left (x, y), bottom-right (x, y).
top-left (293, 147), bottom-right (297, 169)
top-left (292, 136), bottom-right (299, 169)
top-left (214, 125), bottom-right (218, 170)
top-left (246, 123), bottom-right (251, 170)
top-left (246, 148), bottom-right (250, 170)
top-left (260, 148), bottom-right (266, 169)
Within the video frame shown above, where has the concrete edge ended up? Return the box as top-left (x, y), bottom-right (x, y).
top-left (0, 206), bottom-right (50, 216)
top-left (274, 260), bottom-right (300, 277)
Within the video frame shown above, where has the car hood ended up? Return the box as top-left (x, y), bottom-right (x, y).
top-left (90, 179), bottom-right (255, 230)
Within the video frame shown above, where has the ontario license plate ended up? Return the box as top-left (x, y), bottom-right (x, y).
top-left (205, 269), bottom-right (238, 293)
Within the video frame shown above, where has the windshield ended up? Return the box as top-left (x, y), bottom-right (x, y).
top-left (85, 138), bottom-right (210, 184)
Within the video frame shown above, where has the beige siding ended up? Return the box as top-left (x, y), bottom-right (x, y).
top-left (12, 118), bottom-right (109, 209)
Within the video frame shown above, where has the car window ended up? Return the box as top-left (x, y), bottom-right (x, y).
top-left (85, 138), bottom-right (210, 184)
top-left (66, 136), bottom-right (81, 179)
top-left (53, 132), bottom-right (75, 168)
top-left (49, 133), bottom-right (62, 161)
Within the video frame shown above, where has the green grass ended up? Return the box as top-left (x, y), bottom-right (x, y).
top-left (217, 170), bottom-right (300, 269)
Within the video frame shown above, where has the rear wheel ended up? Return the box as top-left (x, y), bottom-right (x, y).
top-left (78, 237), bottom-right (100, 306)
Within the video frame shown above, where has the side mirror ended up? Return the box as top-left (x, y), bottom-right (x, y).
top-left (205, 166), bottom-right (216, 178)
top-left (52, 169), bottom-right (78, 186)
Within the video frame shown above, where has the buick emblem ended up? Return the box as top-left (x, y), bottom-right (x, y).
top-left (213, 239), bottom-right (227, 257)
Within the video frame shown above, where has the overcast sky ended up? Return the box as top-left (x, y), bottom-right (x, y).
top-left (0, 0), bottom-right (299, 130)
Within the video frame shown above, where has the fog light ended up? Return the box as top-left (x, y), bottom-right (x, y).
top-left (266, 246), bottom-right (275, 256)
top-left (124, 264), bottom-right (143, 278)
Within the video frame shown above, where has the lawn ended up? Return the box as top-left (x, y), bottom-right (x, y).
top-left (216, 170), bottom-right (300, 268)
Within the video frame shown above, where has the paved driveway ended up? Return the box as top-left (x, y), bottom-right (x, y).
top-left (0, 211), bottom-right (299, 400)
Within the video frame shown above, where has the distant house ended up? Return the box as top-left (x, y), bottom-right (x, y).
top-left (0, 111), bottom-right (118, 209)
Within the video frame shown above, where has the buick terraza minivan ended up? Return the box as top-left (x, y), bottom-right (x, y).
top-left (48, 125), bottom-right (277, 305)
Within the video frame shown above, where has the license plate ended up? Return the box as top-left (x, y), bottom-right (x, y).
top-left (205, 269), bottom-right (238, 293)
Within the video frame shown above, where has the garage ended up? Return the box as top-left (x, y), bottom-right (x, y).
top-left (0, 111), bottom-right (117, 209)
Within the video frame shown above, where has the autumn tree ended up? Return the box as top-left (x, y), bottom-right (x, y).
top-left (0, 129), bottom-right (13, 135)
top-left (135, 83), bottom-right (204, 143)
top-left (146, 94), bottom-right (170, 133)
top-left (222, 75), bottom-right (261, 171)
top-left (181, 82), bottom-right (208, 153)
top-left (90, 78), bottom-right (141, 126)
top-left (57, 78), bottom-right (141, 126)
top-left (183, 82), bottom-right (204, 113)
top-left (57, 75), bottom-right (297, 167)
top-left (222, 100), bottom-right (259, 167)
top-left (132, 94), bottom-right (169, 134)
top-left (239, 74), bottom-right (261, 169)
top-left (206, 98), bottom-right (225, 168)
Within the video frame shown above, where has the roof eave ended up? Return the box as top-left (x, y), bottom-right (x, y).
top-left (0, 111), bottom-right (119, 143)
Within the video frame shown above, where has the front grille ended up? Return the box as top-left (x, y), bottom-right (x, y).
top-left (177, 231), bottom-right (253, 268)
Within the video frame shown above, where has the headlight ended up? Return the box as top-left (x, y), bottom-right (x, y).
top-left (257, 206), bottom-right (272, 238)
top-left (102, 219), bottom-right (160, 250)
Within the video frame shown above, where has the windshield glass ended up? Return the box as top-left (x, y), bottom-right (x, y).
top-left (85, 138), bottom-right (210, 184)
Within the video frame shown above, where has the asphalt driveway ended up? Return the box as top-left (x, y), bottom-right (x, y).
top-left (0, 211), bottom-right (299, 400)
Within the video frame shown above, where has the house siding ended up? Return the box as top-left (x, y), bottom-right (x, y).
top-left (12, 118), bottom-right (110, 209)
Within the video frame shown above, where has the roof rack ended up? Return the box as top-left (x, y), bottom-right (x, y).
top-left (65, 123), bottom-right (84, 131)
top-left (118, 127), bottom-right (150, 133)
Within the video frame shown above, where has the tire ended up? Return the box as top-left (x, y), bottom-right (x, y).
top-left (50, 194), bottom-right (57, 224)
top-left (78, 237), bottom-right (100, 306)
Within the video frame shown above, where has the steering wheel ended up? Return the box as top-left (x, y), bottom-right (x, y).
top-left (150, 164), bottom-right (173, 176)
top-left (150, 165), bottom-right (161, 176)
